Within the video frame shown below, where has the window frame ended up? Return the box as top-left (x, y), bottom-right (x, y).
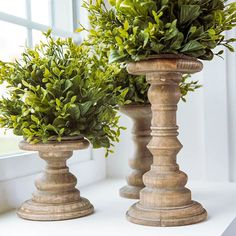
top-left (0, 0), bottom-right (82, 159)
top-left (0, 1), bottom-right (106, 207)
top-left (0, 0), bottom-right (81, 47)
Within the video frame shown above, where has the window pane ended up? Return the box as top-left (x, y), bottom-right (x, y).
top-left (0, 132), bottom-right (23, 156)
top-left (0, 21), bottom-right (27, 61)
top-left (31, 0), bottom-right (50, 25)
top-left (0, 21), bottom-right (27, 156)
top-left (0, 83), bottom-right (23, 156)
top-left (0, 0), bottom-right (26, 18)
top-left (54, 0), bottom-right (73, 32)
top-left (32, 29), bottom-right (47, 46)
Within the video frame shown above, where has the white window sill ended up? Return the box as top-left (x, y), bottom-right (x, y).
top-left (0, 179), bottom-right (234, 236)
top-left (0, 147), bottom-right (92, 181)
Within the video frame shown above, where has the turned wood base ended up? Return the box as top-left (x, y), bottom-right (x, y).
top-left (120, 185), bottom-right (144, 199)
top-left (17, 138), bottom-right (94, 221)
top-left (127, 201), bottom-right (207, 227)
top-left (17, 197), bottom-right (94, 221)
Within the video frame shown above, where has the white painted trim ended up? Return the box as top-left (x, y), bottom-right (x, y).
top-left (25, 0), bottom-right (33, 47)
top-left (0, 146), bottom-right (92, 182)
top-left (202, 52), bottom-right (230, 181)
top-left (72, 0), bottom-right (79, 31)
top-left (226, 27), bottom-right (236, 181)
top-left (0, 11), bottom-right (80, 40)
top-left (78, 0), bottom-right (90, 40)
top-left (49, 0), bottom-right (55, 28)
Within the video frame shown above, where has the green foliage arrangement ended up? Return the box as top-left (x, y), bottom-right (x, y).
top-left (83, 40), bottom-right (202, 104)
top-left (82, 42), bottom-right (150, 104)
top-left (0, 31), bottom-right (126, 156)
top-left (108, 66), bottom-right (150, 104)
top-left (84, 0), bottom-right (236, 63)
top-left (108, 66), bottom-right (202, 103)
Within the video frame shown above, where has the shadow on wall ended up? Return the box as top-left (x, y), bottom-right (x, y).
top-left (106, 112), bottom-right (134, 179)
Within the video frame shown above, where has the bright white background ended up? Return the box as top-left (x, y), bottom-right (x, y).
top-left (0, 1), bottom-right (235, 236)
top-left (0, 0), bottom-right (235, 216)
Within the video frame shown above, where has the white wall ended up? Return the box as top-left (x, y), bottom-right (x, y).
top-left (227, 27), bottom-right (236, 181)
top-left (106, 34), bottom-right (236, 182)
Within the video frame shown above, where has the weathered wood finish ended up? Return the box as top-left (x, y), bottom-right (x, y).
top-left (126, 55), bottom-right (207, 227)
top-left (119, 104), bottom-right (152, 199)
top-left (17, 138), bottom-right (94, 221)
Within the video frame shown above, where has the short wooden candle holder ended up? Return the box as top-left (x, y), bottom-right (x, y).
top-left (17, 138), bottom-right (94, 221)
top-left (126, 55), bottom-right (207, 227)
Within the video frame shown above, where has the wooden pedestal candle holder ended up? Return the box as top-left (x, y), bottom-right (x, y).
top-left (126, 55), bottom-right (207, 227)
top-left (119, 104), bottom-right (152, 199)
top-left (17, 138), bottom-right (94, 221)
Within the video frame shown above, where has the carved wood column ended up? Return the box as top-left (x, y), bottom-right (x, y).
top-left (119, 104), bottom-right (152, 199)
top-left (126, 55), bottom-right (207, 227)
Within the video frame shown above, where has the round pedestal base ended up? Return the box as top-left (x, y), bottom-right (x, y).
top-left (119, 185), bottom-right (144, 199)
top-left (126, 201), bottom-right (207, 227)
top-left (17, 197), bottom-right (94, 221)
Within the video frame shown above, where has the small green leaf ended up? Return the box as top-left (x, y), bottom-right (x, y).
top-left (109, 50), bottom-right (126, 63)
top-left (181, 41), bottom-right (205, 52)
top-left (52, 67), bottom-right (61, 77)
top-left (64, 79), bottom-right (73, 92)
top-left (76, 28), bottom-right (84, 33)
top-left (124, 20), bottom-right (129, 31)
top-left (180, 5), bottom-right (201, 24)
top-left (56, 98), bottom-right (61, 107)
top-left (31, 115), bottom-right (40, 124)
top-left (80, 101), bottom-right (93, 115)
top-left (71, 95), bottom-right (77, 103)
top-left (115, 36), bottom-right (123, 44)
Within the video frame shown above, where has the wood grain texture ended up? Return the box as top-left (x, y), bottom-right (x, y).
top-left (17, 138), bottom-right (94, 221)
top-left (119, 104), bottom-right (152, 199)
top-left (126, 55), bottom-right (207, 227)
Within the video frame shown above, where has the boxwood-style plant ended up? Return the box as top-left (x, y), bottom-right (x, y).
top-left (83, 41), bottom-right (201, 103)
top-left (0, 31), bottom-right (126, 156)
top-left (84, 0), bottom-right (236, 63)
top-left (82, 43), bottom-right (150, 104)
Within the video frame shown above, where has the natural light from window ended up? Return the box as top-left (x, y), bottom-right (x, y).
top-left (0, 0), bottom-right (77, 156)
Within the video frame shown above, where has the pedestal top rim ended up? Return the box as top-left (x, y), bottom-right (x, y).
top-left (119, 104), bottom-right (152, 118)
top-left (143, 54), bottom-right (199, 60)
top-left (127, 54), bottom-right (203, 75)
top-left (119, 104), bottom-right (151, 110)
top-left (19, 138), bottom-right (90, 152)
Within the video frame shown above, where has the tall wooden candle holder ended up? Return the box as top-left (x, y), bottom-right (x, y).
top-left (119, 104), bottom-right (152, 199)
top-left (126, 55), bottom-right (207, 227)
top-left (17, 138), bottom-right (94, 221)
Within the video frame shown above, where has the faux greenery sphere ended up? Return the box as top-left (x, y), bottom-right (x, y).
top-left (107, 65), bottom-right (202, 104)
top-left (0, 31), bottom-right (125, 156)
top-left (82, 42), bottom-right (150, 104)
top-left (83, 40), bottom-right (201, 104)
top-left (85, 0), bottom-right (236, 63)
